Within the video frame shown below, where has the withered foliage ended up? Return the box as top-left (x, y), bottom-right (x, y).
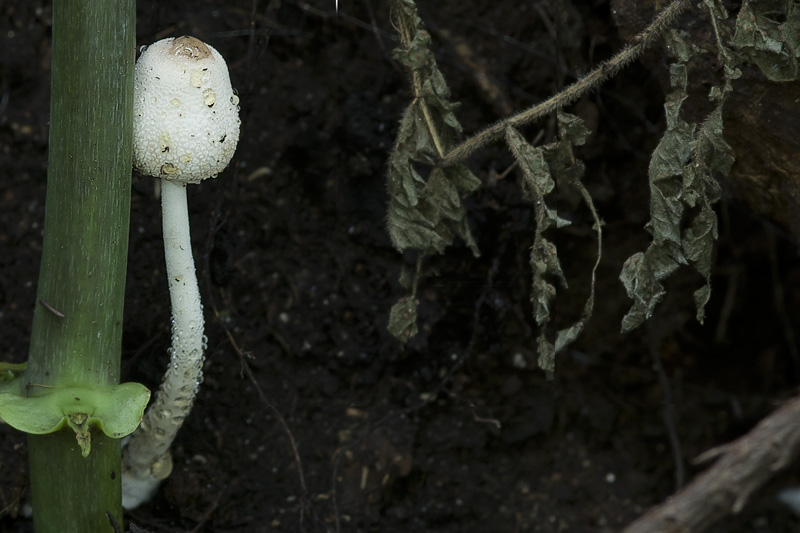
top-left (386, 0), bottom-right (800, 375)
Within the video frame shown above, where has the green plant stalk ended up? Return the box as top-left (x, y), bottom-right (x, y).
top-left (24, 0), bottom-right (134, 530)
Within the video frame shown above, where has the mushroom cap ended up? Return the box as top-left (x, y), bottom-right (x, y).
top-left (133, 36), bottom-right (240, 184)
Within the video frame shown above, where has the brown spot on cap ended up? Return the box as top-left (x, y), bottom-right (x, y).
top-left (169, 36), bottom-right (211, 60)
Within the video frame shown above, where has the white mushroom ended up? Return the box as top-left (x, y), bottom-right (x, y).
top-left (121, 36), bottom-right (240, 509)
top-left (132, 35), bottom-right (240, 183)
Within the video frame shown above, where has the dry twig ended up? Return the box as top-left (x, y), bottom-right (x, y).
top-left (624, 393), bottom-right (800, 532)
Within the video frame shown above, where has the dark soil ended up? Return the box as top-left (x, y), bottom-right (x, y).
top-left (2, 1), bottom-right (800, 532)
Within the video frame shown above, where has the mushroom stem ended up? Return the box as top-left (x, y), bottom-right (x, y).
top-left (161, 179), bottom-right (206, 372)
top-left (121, 178), bottom-right (206, 509)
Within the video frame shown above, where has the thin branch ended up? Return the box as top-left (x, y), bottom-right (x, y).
top-left (394, 1), bottom-right (447, 158)
top-left (411, 253), bottom-right (423, 298)
top-left (439, 0), bottom-right (693, 167)
top-left (574, 180), bottom-right (602, 317)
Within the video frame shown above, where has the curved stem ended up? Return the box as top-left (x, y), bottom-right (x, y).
top-left (121, 179), bottom-right (206, 508)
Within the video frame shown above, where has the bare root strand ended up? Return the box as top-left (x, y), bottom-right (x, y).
top-left (439, 0), bottom-right (693, 167)
top-left (623, 393), bottom-right (800, 533)
top-left (647, 333), bottom-right (686, 491)
top-left (188, 488), bottom-right (224, 533)
top-left (217, 317), bottom-right (323, 531)
top-left (765, 225), bottom-right (800, 365)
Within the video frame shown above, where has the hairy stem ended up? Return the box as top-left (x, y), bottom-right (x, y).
top-left (439, 0), bottom-right (693, 167)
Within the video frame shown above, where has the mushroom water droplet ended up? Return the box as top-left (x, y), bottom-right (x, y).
top-left (189, 70), bottom-right (204, 88)
top-left (203, 88), bottom-right (216, 107)
top-left (160, 162), bottom-right (178, 175)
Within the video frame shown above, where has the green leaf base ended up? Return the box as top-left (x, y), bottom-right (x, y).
top-left (0, 378), bottom-right (149, 457)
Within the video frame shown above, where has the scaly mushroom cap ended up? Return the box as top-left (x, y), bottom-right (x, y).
top-left (133, 36), bottom-right (240, 184)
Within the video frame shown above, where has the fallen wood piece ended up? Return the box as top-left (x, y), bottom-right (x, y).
top-left (624, 394), bottom-right (800, 533)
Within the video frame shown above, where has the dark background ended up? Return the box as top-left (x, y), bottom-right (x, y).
top-left (1, 1), bottom-right (799, 531)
